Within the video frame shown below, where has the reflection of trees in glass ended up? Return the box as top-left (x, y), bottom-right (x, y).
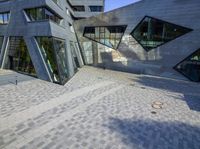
top-left (131, 16), bottom-right (192, 51)
top-left (53, 39), bottom-right (68, 83)
top-left (36, 37), bottom-right (68, 84)
top-left (175, 49), bottom-right (200, 82)
top-left (6, 37), bottom-right (36, 76)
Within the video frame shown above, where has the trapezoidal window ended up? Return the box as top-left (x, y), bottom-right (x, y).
top-left (36, 37), bottom-right (68, 85)
top-left (174, 49), bottom-right (200, 82)
top-left (24, 7), bottom-right (63, 25)
top-left (130, 16), bottom-right (192, 51)
top-left (83, 25), bottom-right (127, 50)
top-left (3, 37), bottom-right (36, 76)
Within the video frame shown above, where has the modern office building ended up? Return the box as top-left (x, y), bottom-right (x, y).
top-left (0, 0), bottom-right (200, 84)
top-left (75, 0), bottom-right (200, 82)
top-left (0, 0), bottom-right (104, 84)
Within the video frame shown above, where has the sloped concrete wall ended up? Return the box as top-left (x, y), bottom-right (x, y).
top-left (74, 0), bottom-right (200, 81)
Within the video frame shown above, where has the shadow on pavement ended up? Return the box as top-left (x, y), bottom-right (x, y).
top-left (106, 117), bottom-right (200, 149)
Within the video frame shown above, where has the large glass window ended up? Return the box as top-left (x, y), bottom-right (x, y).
top-left (3, 37), bottom-right (36, 76)
top-left (0, 11), bottom-right (10, 24)
top-left (89, 6), bottom-right (103, 12)
top-left (174, 49), bottom-right (200, 82)
top-left (25, 7), bottom-right (62, 25)
top-left (131, 16), bottom-right (192, 51)
top-left (36, 37), bottom-right (68, 84)
top-left (84, 26), bottom-right (127, 49)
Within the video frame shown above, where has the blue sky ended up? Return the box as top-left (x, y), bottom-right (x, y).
top-left (105, 0), bottom-right (141, 12)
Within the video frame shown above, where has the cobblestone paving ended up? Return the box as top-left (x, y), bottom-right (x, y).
top-left (0, 66), bottom-right (200, 149)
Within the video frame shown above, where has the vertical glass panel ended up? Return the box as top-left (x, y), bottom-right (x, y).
top-left (4, 37), bottom-right (36, 76)
top-left (0, 36), bottom-right (3, 52)
top-left (36, 8), bottom-right (43, 20)
top-left (36, 37), bottom-right (60, 83)
top-left (0, 14), bottom-right (3, 24)
top-left (175, 49), bottom-right (200, 82)
top-left (53, 38), bottom-right (68, 84)
top-left (83, 41), bottom-right (93, 64)
top-left (131, 16), bottom-right (192, 51)
top-left (70, 41), bottom-right (79, 71)
top-left (84, 25), bottom-right (127, 49)
top-left (36, 37), bottom-right (68, 84)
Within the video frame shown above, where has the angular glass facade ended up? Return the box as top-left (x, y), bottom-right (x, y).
top-left (84, 26), bottom-right (127, 49)
top-left (36, 37), bottom-right (68, 84)
top-left (0, 11), bottom-right (10, 24)
top-left (24, 7), bottom-right (62, 25)
top-left (4, 37), bottom-right (36, 76)
top-left (131, 16), bottom-right (192, 51)
top-left (175, 49), bottom-right (200, 82)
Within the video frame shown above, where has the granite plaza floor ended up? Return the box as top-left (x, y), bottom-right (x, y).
top-left (0, 66), bottom-right (200, 149)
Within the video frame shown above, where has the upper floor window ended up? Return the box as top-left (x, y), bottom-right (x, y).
top-left (0, 12), bottom-right (10, 24)
top-left (131, 16), bottom-right (192, 51)
top-left (89, 6), bottom-right (103, 12)
top-left (24, 7), bottom-right (63, 25)
top-left (72, 6), bottom-right (85, 12)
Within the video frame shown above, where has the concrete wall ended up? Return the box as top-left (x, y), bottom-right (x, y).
top-left (74, 0), bottom-right (200, 81)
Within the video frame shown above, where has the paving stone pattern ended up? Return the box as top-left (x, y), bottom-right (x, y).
top-left (0, 66), bottom-right (200, 149)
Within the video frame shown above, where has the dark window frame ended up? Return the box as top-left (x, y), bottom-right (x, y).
top-left (83, 25), bottom-right (127, 50)
top-left (24, 6), bottom-right (63, 25)
top-left (173, 48), bottom-right (200, 82)
top-left (130, 16), bottom-right (193, 52)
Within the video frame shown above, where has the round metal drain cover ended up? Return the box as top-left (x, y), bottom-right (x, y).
top-left (152, 101), bottom-right (164, 109)
top-left (153, 101), bottom-right (163, 105)
top-left (152, 104), bottom-right (162, 109)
